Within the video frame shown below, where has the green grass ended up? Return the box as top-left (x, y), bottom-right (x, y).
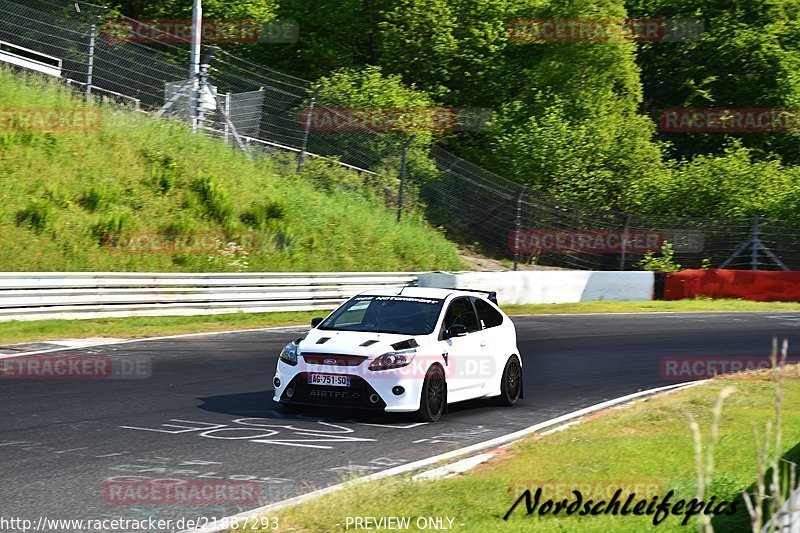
top-left (259, 373), bottom-right (800, 532)
top-left (0, 311), bottom-right (323, 344)
top-left (0, 68), bottom-right (463, 272)
top-left (4, 299), bottom-right (800, 344)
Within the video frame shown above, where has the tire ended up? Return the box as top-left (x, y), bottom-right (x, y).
top-left (416, 365), bottom-right (446, 422)
top-left (495, 356), bottom-right (522, 406)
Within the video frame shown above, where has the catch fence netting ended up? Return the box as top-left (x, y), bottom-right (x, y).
top-left (1, 0), bottom-right (797, 270)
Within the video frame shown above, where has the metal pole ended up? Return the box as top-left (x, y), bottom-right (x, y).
top-left (223, 92), bottom-right (231, 144)
top-left (751, 215), bottom-right (760, 270)
top-left (85, 7), bottom-right (107, 101)
top-left (513, 188), bottom-right (524, 271)
top-left (196, 47), bottom-right (213, 131)
top-left (397, 134), bottom-right (416, 222)
top-left (619, 214), bottom-right (632, 271)
top-left (297, 85), bottom-right (324, 173)
top-left (189, 0), bottom-right (202, 132)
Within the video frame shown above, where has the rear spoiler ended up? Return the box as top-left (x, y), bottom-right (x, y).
top-left (449, 288), bottom-right (498, 305)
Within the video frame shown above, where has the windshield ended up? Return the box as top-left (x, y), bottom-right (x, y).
top-left (319, 295), bottom-right (445, 335)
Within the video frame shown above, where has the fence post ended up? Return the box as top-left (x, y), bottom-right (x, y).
top-left (85, 7), bottom-right (108, 101)
top-left (397, 134), bottom-right (416, 222)
top-left (513, 188), bottom-right (524, 271)
top-left (750, 215), bottom-right (761, 270)
top-left (619, 214), bottom-right (632, 271)
top-left (223, 92), bottom-right (231, 144)
top-left (188, 0), bottom-right (203, 132)
top-left (297, 85), bottom-right (324, 173)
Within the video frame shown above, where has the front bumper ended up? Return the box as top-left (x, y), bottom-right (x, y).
top-left (272, 359), bottom-right (425, 412)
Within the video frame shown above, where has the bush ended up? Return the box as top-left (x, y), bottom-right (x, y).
top-left (637, 241), bottom-right (682, 272)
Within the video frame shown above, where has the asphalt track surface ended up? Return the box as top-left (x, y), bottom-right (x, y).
top-left (2, 312), bottom-right (800, 532)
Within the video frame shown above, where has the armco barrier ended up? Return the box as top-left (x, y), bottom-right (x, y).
top-left (663, 269), bottom-right (800, 301)
top-left (418, 271), bottom-right (655, 305)
top-left (0, 272), bottom-right (417, 322)
top-left (0, 271), bottom-right (660, 322)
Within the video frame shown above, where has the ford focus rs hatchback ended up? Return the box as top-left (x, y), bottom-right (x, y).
top-left (272, 287), bottom-right (523, 421)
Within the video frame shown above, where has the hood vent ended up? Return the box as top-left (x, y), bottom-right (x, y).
top-left (391, 338), bottom-right (419, 351)
top-left (316, 337), bottom-right (331, 344)
top-left (360, 339), bottom-right (379, 347)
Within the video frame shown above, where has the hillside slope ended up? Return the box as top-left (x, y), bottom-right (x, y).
top-left (0, 70), bottom-right (463, 272)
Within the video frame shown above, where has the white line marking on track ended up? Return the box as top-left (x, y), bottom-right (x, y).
top-left (179, 380), bottom-right (706, 533)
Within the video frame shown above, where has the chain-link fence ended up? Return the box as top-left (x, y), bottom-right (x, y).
top-left (1, 0), bottom-right (797, 271)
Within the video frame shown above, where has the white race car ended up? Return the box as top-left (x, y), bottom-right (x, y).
top-left (272, 287), bottom-right (522, 421)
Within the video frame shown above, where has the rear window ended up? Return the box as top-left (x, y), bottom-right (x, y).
top-left (474, 298), bottom-right (504, 328)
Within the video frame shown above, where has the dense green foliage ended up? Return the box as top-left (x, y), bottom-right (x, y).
top-left (0, 70), bottom-right (463, 272)
top-left (101, 0), bottom-right (800, 219)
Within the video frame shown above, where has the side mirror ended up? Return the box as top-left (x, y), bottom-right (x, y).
top-left (445, 324), bottom-right (468, 338)
top-left (311, 317), bottom-right (323, 328)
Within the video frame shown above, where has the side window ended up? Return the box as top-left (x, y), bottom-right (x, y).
top-left (443, 297), bottom-right (480, 332)
top-left (474, 298), bottom-right (504, 328)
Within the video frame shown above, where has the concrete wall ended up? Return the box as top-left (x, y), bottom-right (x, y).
top-left (417, 271), bottom-right (654, 305)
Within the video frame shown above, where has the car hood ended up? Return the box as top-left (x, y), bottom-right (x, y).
top-left (298, 328), bottom-right (428, 358)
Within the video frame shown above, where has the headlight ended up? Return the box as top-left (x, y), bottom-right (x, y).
top-left (368, 349), bottom-right (416, 371)
top-left (279, 341), bottom-right (299, 366)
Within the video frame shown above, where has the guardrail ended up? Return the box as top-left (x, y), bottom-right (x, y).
top-left (0, 272), bottom-right (418, 322)
top-left (418, 271), bottom-right (655, 304)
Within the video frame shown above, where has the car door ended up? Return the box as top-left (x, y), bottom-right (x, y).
top-left (472, 296), bottom-right (510, 379)
top-left (439, 297), bottom-right (488, 400)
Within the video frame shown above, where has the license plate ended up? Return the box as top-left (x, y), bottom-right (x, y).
top-left (307, 373), bottom-right (350, 387)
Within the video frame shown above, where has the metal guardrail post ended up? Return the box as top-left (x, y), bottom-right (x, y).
top-left (397, 134), bottom-right (416, 222)
top-left (297, 85), bottom-right (324, 173)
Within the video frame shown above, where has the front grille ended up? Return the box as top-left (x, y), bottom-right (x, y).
top-left (281, 374), bottom-right (386, 409)
top-left (302, 353), bottom-right (368, 367)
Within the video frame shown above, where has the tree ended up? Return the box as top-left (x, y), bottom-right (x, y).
top-left (627, 0), bottom-right (800, 164)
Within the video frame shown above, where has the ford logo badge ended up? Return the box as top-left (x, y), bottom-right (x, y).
top-left (323, 358), bottom-right (337, 365)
